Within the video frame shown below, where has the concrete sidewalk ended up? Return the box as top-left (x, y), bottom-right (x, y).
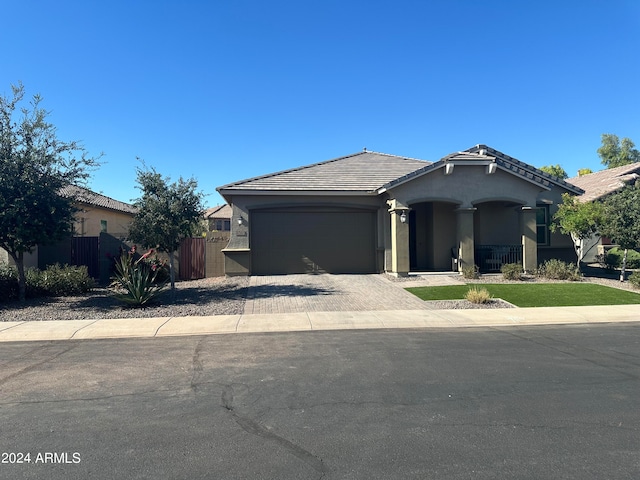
top-left (0, 305), bottom-right (638, 342)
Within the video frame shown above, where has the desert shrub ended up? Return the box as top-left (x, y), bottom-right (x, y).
top-left (1, 263), bottom-right (93, 301)
top-left (110, 252), bottom-right (168, 307)
top-left (594, 253), bottom-right (616, 270)
top-left (461, 264), bottom-right (479, 279)
top-left (40, 264), bottom-right (95, 296)
top-left (501, 263), bottom-right (523, 281)
top-left (629, 272), bottom-right (640, 289)
top-left (605, 248), bottom-right (640, 269)
top-left (465, 286), bottom-right (491, 304)
top-left (536, 259), bottom-right (581, 281)
top-left (0, 263), bottom-right (19, 301)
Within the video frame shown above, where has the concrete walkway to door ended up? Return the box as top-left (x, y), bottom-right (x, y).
top-left (243, 273), bottom-right (465, 314)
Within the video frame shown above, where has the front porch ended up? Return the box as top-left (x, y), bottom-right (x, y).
top-left (389, 200), bottom-right (537, 276)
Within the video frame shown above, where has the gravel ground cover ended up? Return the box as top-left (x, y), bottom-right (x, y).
top-left (0, 276), bottom-right (249, 322)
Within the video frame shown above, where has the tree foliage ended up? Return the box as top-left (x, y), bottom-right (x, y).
top-left (599, 185), bottom-right (640, 280)
top-left (577, 168), bottom-right (593, 176)
top-left (597, 133), bottom-right (640, 169)
top-left (551, 193), bottom-right (604, 266)
top-left (0, 83), bottom-right (100, 301)
top-left (128, 166), bottom-right (205, 289)
top-left (539, 164), bottom-right (568, 179)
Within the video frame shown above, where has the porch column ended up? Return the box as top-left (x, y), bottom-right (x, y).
top-left (521, 206), bottom-right (537, 273)
top-left (455, 206), bottom-right (476, 272)
top-left (388, 200), bottom-right (410, 276)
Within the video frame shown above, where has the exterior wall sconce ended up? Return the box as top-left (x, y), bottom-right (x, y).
top-left (237, 216), bottom-right (245, 226)
top-left (400, 211), bottom-right (407, 223)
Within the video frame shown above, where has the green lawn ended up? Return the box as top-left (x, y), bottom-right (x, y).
top-left (405, 283), bottom-right (640, 307)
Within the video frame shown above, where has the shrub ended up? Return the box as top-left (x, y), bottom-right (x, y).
top-left (110, 251), bottom-right (168, 307)
top-left (1, 263), bottom-right (94, 301)
top-left (465, 286), bottom-right (492, 304)
top-left (501, 263), bottom-right (523, 281)
top-left (461, 264), bottom-right (479, 279)
top-left (629, 272), bottom-right (640, 289)
top-left (39, 264), bottom-right (95, 296)
top-left (0, 263), bottom-right (19, 302)
top-left (536, 259), bottom-right (581, 281)
top-left (605, 248), bottom-right (640, 269)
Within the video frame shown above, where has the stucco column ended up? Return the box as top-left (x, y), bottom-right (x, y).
top-left (455, 207), bottom-right (476, 272)
top-left (521, 206), bottom-right (537, 273)
top-left (388, 200), bottom-right (410, 276)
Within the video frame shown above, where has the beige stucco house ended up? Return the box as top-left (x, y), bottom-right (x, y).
top-left (217, 145), bottom-right (583, 276)
top-left (566, 162), bottom-right (640, 263)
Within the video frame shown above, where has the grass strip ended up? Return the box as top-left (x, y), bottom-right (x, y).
top-left (405, 283), bottom-right (640, 307)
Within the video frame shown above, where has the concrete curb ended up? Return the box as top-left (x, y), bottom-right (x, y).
top-left (1, 305), bottom-right (638, 342)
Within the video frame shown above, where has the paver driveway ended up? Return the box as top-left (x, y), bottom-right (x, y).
top-left (243, 273), bottom-right (463, 314)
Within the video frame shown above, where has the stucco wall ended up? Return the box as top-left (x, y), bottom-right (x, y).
top-left (389, 166), bottom-right (543, 208)
top-left (73, 205), bottom-right (134, 237)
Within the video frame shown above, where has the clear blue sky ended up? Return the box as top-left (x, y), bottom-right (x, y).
top-left (3, 0), bottom-right (639, 207)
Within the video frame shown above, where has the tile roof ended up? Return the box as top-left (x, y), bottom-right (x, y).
top-left (217, 151), bottom-right (430, 194)
top-left (467, 145), bottom-right (584, 194)
top-left (217, 145), bottom-right (584, 198)
top-left (567, 163), bottom-right (640, 202)
top-left (204, 204), bottom-right (232, 219)
top-left (60, 185), bottom-right (137, 214)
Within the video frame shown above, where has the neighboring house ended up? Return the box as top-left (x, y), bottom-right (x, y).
top-left (204, 204), bottom-right (232, 232)
top-left (60, 185), bottom-right (137, 237)
top-left (1, 186), bottom-right (137, 281)
top-left (566, 163), bottom-right (640, 262)
top-left (217, 145), bottom-right (583, 276)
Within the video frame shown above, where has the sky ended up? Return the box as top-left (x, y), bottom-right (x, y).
top-left (2, 0), bottom-right (640, 207)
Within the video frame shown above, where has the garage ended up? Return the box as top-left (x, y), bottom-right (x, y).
top-left (250, 207), bottom-right (377, 274)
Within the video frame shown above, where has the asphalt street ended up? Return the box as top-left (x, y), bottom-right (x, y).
top-left (1, 323), bottom-right (639, 479)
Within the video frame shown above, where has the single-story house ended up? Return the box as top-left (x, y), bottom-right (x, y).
top-left (61, 185), bottom-right (137, 237)
top-left (204, 204), bottom-right (232, 232)
top-left (1, 186), bottom-right (136, 278)
top-left (566, 162), bottom-right (640, 262)
top-left (216, 145), bottom-right (584, 276)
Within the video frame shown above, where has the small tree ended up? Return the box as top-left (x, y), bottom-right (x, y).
top-left (551, 193), bottom-right (604, 268)
top-left (539, 164), bottom-right (568, 179)
top-left (598, 134), bottom-right (640, 169)
top-left (599, 185), bottom-right (640, 281)
top-left (0, 83), bottom-right (100, 301)
top-left (128, 166), bottom-right (206, 290)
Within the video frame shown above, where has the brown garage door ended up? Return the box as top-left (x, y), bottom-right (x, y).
top-left (251, 208), bottom-right (377, 274)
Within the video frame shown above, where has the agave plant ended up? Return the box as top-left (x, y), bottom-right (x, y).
top-left (110, 252), bottom-right (168, 307)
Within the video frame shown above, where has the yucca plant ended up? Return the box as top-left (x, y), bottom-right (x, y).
top-left (110, 252), bottom-right (168, 307)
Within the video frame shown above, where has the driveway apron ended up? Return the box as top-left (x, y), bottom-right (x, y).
top-left (242, 274), bottom-right (462, 314)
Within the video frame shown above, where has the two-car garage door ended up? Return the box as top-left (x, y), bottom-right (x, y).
top-left (251, 207), bottom-right (377, 274)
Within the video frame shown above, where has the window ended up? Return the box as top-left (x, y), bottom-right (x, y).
top-left (214, 219), bottom-right (231, 231)
top-left (536, 205), bottom-right (549, 245)
top-left (100, 220), bottom-right (108, 233)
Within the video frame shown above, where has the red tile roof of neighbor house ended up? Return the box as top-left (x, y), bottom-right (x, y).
top-left (60, 185), bottom-right (137, 214)
top-left (204, 204), bottom-right (232, 219)
top-left (567, 163), bottom-right (640, 202)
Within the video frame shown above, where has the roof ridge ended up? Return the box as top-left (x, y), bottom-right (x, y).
top-left (217, 151), bottom-right (429, 190)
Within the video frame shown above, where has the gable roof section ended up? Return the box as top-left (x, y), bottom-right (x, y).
top-left (379, 145), bottom-right (584, 194)
top-left (468, 145), bottom-right (583, 194)
top-left (217, 151), bottom-right (430, 197)
top-left (60, 185), bottom-right (137, 214)
top-left (204, 204), bottom-right (232, 219)
top-left (567, 162), bottom-right (640, 202)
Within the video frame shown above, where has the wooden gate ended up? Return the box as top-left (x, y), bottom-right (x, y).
top-left (71, 237), bottom-right (100, 278)
top-left (179, 237), bottom-right (206, 280)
